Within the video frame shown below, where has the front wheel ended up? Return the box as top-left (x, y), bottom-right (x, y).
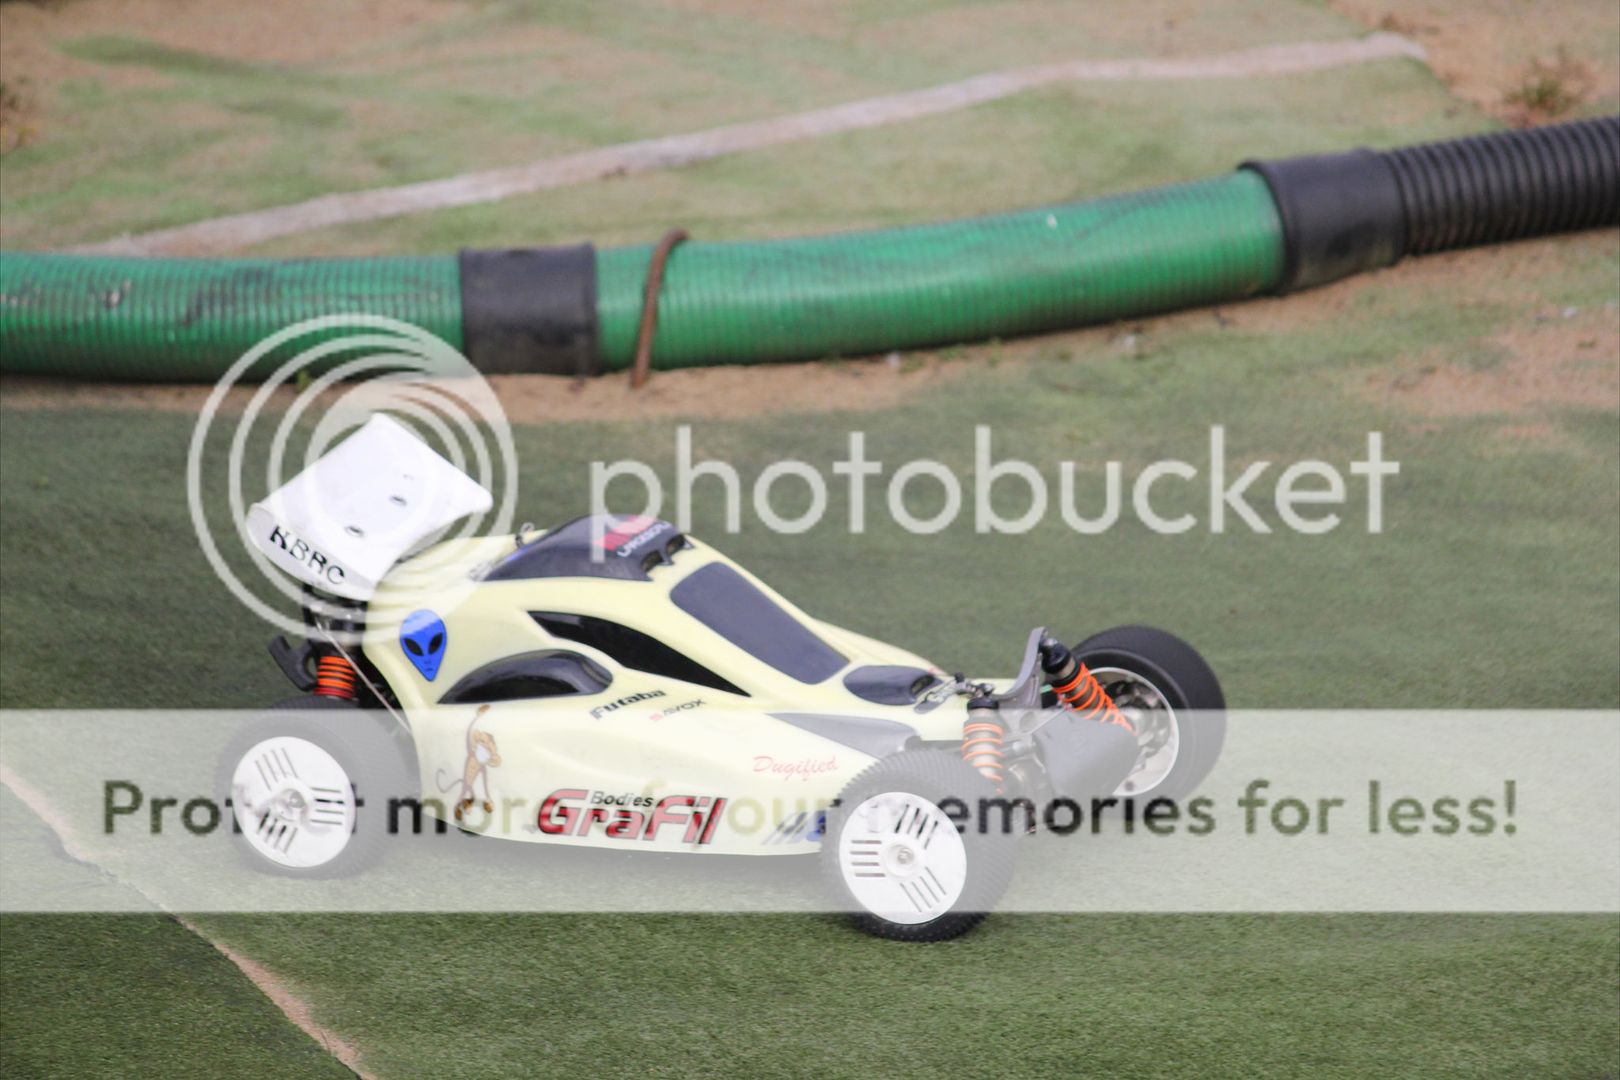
top-left (1073, 626), bottom-right (1225, 801)
top-left (820, 750), bottom-right (1016, 942)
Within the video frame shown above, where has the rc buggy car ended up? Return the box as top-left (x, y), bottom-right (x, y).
top-left (222, 415), bottom-right (1225, 941)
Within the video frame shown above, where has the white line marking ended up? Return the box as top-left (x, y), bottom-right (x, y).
top-left (70, 33), bottom-right (1424, 257)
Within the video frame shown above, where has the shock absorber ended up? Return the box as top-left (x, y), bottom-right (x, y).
top-left (1039, 635), bottom-right (1132, 733)
top-left (961, 695), bottom-right (1006, 792)
top-left (312, 652), bottom-right (359, 701)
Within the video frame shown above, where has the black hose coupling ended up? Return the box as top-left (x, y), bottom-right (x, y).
top-left (1242, 115), bottom-right (1619, 292)
top-left (458, 243), bottom-right (599, 376)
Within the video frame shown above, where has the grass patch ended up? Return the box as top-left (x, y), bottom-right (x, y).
top-left (1504, 48), bottom-right (1594, 124)
top-left (60, 35), bottom-right (263, 80)
top-left (2, 0), bottom-right (1416, 251)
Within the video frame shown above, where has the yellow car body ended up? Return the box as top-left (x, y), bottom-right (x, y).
top-left (362, 516), bottom-right (971, 854)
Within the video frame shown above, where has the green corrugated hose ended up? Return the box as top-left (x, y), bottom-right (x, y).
top-left (0, 172), bottom-right (1282, 380)
top-left (5, 114), bottom-right (1614, 382)
top-left (0, 255), bottom-right (465, 381)
top-left (595, 173), bottom-right (1282, 369)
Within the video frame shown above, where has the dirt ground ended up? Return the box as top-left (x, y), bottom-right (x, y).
top-left (1329, 0), bottom-right (1619, 122)
top-left (1361, 310), bottom-right (1619, 415)
top-left (0, 352), bottom-right (973, 421)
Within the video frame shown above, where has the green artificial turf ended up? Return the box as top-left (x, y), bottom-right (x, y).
top-left (181, 912), bottom-right (1618, 1080)
top-left (2, 232), bottom-right (1617, 1075)
top-left (0, 913), bottom-right (353, 1079)
top-left (0, 790), bottom-right (352, 1079)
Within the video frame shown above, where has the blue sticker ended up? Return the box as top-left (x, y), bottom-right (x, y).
top-left (804, 810), bottom-right (827, 843)
top-left (401, 609), bottom-right (447, 681)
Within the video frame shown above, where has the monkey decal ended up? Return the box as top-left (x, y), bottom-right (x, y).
top-left (437, 705), bottom-right (502, 821)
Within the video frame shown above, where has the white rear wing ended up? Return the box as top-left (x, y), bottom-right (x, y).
top-left (246, 414), bottom-right (493, 601)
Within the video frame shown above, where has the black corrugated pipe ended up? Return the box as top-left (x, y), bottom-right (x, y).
top-left (1243, 115), bottom-right (1619, 290)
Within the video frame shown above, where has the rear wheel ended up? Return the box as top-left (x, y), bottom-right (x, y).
top-left (821, 750), bottom-right (1015, 942)
top-left (216, 696), bottom-right (413, 878)
top-left (1073, 626), bottom-right (1225, 801)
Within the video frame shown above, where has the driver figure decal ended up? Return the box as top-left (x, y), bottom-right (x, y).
top-left (438, 704), bottom-right (502, 821)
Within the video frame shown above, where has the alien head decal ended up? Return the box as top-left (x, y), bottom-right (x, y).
top-left (401, 609), bottom-right (447, 681)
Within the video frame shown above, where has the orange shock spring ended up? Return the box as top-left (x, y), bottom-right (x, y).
top-left (961, 696), bottom-right (1006, 792)
top-left (313, 653), bottom-right (360, 701)
top-left (1040, 636), bottom-right (1133, 733)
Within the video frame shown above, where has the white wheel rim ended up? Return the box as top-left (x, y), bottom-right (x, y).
top-left (1090, 666), bottom-right (1181, 797)
top-left (837, 791), bottom-right (968, 925)
top-left (230, 736), bottom-right (356, 869)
